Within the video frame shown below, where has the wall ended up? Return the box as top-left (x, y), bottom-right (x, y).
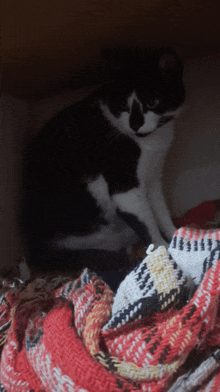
top-left (2, 0), bottom-right (220, 97)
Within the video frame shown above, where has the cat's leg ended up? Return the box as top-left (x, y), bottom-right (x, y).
top-left (146, 179), bottom-right (176, 241)
top-left (112, 187), bottom-right (167, 247)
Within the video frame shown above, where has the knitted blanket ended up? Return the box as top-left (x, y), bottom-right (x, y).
top-left (1, 227), bottom-right (220, 392)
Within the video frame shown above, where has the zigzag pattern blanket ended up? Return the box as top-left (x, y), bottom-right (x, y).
top-left (1, 227), bottom-right (220, 391)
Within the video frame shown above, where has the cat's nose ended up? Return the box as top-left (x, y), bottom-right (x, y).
top-left (129, 100), bottom-right (145, 132)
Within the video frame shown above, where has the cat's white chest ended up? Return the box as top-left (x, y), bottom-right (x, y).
top-left (136, 146), bottom-right (153, 187)
top-left (136, 133), bottom-right (172, 188)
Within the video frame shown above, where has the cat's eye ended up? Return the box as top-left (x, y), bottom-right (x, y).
top-left (157, 115), bottom-right (174, 128)
top-left (119, 102), bottom-right (129, 112)
top-left (110, 101), bottom-right (129, 117)
top-left (147, 99), bottom-right (160, 109)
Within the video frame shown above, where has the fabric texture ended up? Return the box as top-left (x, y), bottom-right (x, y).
top-left (1, 227), bottom-right (220, 391)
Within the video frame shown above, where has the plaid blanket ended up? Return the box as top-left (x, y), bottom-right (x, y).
top-left (1, 227), bottom-right (220, 392)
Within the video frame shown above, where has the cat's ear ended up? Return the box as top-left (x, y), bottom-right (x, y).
top-left (159, 53), bottom-right (177, 70)
top-left (159, 51), bottom-right (184, 75)
top-left (100, 46), bottom-right (127, 69)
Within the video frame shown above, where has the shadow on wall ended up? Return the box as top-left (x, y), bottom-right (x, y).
top-left (0, 96), bottom-right (28, 269)
top-left (164, 57), bottom-right (220, 217)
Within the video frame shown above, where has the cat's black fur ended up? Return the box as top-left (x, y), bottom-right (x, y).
top-left (20, 46), bottom-right (185, 273)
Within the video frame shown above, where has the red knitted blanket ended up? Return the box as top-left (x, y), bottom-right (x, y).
top-left (1, 227), bottom-right (220, 392)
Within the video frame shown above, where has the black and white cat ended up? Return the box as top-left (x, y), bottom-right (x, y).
top-left (20, 46), bottom-right (185, 272)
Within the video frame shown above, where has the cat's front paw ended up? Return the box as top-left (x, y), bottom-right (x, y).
top-left (145, 233), bottom-right (168, 250)
top-left (162, 224), bottom-right (176, 243)
top-left (153, 238), bottom-right (169, 249)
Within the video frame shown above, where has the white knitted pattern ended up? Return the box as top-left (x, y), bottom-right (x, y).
top-left (168, 227), bottom-right (220, 285)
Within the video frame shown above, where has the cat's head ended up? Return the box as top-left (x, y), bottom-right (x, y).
top-left (99, 46), bottom-right (185, 138)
